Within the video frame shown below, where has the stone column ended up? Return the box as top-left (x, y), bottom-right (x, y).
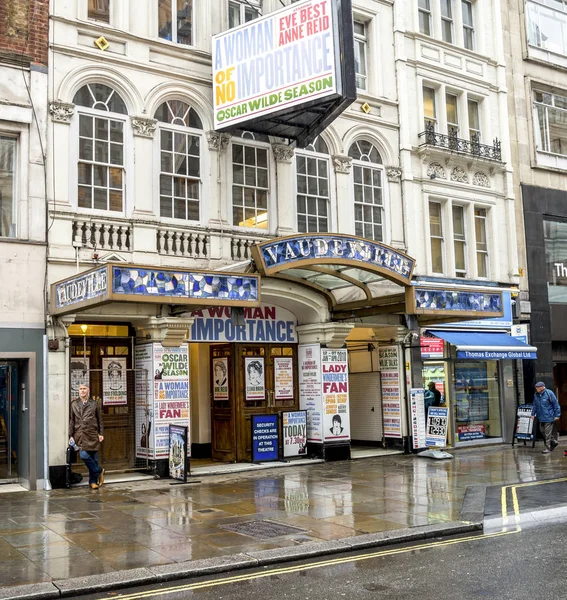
top-left (332, 155), bottom-right (353, 234)
top-left (207, 131), bottom-right (232, 261)
top-left (297, 322), bottom-right (354, 348)
top-left (272, 143), bottom-right (295, 236)
top-left (386, 166), bottom-right (405, 248)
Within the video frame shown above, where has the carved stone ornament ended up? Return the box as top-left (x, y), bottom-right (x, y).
top-left (49, 101), bottom-right (75, 123)
top-left (130, 117), bottom-right (157, 138)
top-left (427, 162), bottom-right (446, 179)
top-left (272, 143), bottom-right (295, 163)
top-left (207, 131), bottom-right (231, 152)
top-left (386, 166), bottom-right (402, 182)
top-left (451, 166), bottom-right (468, 183)
top-left (473, 171), bottom-right (490, 187)
top-left (332, 155), bottom-right (352, 174)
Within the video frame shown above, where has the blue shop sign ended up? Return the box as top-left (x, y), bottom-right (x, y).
top-left (251, 414), bottom-right (279, 462)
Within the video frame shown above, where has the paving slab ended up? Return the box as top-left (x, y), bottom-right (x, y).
top-left (54, 567), bottom-right (156, 597)
top-left (148, 553), bottom-right (259, 582)
top-left (0, 583), bottom-right (59, 600)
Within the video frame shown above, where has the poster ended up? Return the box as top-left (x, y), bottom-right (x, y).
top-left (274, 356), bottom-right (294, 400)
top-left (282, 410), bottom-right (307, 458)
top-left (212, 357), bottom-right (229, 401)
top-left (251, 414), bottom-right (279, 462)
top-left (420, 336), bottom-right (444, 359)
top-left (457, 424), bottom-right (486, 442)
top-left (515, 404), bottom-right (535, 440)
top-left (169, 424), bottom-right (188, 482)
top-left (379, 346), bottom-right (403, 438)
top-left (410, 388), bottom-right (426, 450)
top-left (425, 406), bottom-right (449, 448)
top-left (70, 357), bottom-right (90, 397)
top-left (299, 344), bottom-right (323, 443)
top-left (135, 344), bottom-right (154, 458)
top-left (245, 357), bottom-right (265, 401)
top-left (322, 348), bottom-right (350, 442)
top-left (102, 357), bottom-right (127, 406)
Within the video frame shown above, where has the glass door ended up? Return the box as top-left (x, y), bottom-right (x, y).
top-left (0, 364), bottom-right (18, 480)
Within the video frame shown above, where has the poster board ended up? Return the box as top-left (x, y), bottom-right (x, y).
top-left (322, 348), bottom-right (350, 442)
top-left (299, 344), bottom-right (323, 443)
top-left (274, 356), bottom-right (294, 400)
top-left (245, 357), bottom-right (266, 401)
top-left (102, 357), bottom-right (127, 406)
top-left (425, 406), bottom-right (449, 449)
top-left (70, 357), bottom-right (90, 397)
top-left (378, 346), bottom-right (403, 438)
top-left (513, 403), bottom-right (535, 446)
top-left (212, 357), bottom-right (229, 401)
top-left (251, 414), bottom-right (279, 462)
top-left (410, 388), bottom-right (427, 450)
top-left (282, 410), bottom-right (308, 458)
top-left (169, 424), bottom-right (189, 482)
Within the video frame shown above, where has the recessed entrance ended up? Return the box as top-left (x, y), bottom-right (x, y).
top-left (0, 363), bottom-right (20, 481)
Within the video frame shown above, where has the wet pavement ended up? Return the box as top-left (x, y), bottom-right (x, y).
top-left (1, 443), bottom-right (567, 592)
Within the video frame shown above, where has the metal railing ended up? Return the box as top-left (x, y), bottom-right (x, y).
top-left (419, 122), bottom-right (501, 161)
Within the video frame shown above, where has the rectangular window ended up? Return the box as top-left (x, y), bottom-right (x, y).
top-left (158, 0), bottom-right (193, 45)
top-left (354, 21), bottom-right (368, 91)
top-left (446, 93), bottom-right (459, 135)
top-left (418, 0), bottom-right (432, 35)
top-left (423, 86), bottom-right (437, 129)
top-left (0, 136), bottom-right (16, 238)
top-left (429, 201), bottom-right (444, 273)
top-left (441, 0), bottom-right (454, 43)
top-left (88, 0), bottom-right (109, 22)
top-left (229, 0), bottom-right (258, 28)
top-left (159, 129), bottom-right (200, 220)
top-left (462, 0), bottom-right (474, 50)
top-left (452, 205), bottom-right (466, 277)
top-left (475, 207), bottom-right (489, 277)
top-left (468, 99), bottom-right (480, 141)
top-left (527, 0), bottom-right (567, 56)
top-left (232, 143), bottom-right (269, 229)
top-left (78, 115), bottom-right (124, 212)
top-left (354, 165), bottom-right (383, 241)
top-left (297, 155), bottom-right (329, 233)
top-left (534, 89), bottom-right (567, 155)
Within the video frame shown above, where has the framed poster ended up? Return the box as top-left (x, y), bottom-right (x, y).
top-left (245, 357), bottom-right (265, 401)
top-left (102, 357), bottom-right (127, 406)
top-left (514, 404), bottom-right (535, 441)
top-left (274, 356), bottom-right (294, 400)
top-left (425, 407), bottom-right (449, 448)
top-left (251, 414), bottom-right (279, 462)
top-left (410, 388), bottom-right (426, 450)
top-left (70, 357), bottom-right (90, 397)
top-left (322, 348), bottom-right (350, 442)
top-left (378, 346), bottom-right (402, 438)
top-left (212, 357), bottom-right (229, 401)
top-left (299, 344), bottom-right (323, 443)
top-left (169, 424), bottom-right (189, 482)
top-left (282, 410), bottom-right (307, 458)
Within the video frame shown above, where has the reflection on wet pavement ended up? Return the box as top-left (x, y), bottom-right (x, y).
top-left (1, 445), bottom-right (566, 588)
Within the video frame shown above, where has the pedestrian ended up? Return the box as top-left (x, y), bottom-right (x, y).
top-left (428, 382), bottom-right (442, 407)
top-left (531, 382), bottom-right (561, 454)
top-left (69, 384), bottom-right (105, 489)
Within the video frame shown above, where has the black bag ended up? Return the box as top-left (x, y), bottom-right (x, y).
top-left (65, 446), bottom-right (83, 488)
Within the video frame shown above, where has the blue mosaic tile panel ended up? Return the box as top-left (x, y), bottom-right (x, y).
top-left (414, 289), bottom-right (502, 313)
top-left (112, 267), bottom-right (259, 302)
top-left (55, 267), bottom-right (108, 309)
top-left (260, 236), bottom-right (414, 282)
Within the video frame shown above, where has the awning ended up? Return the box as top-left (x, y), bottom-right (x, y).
top-left (428, 330), bottom-right (537, 360)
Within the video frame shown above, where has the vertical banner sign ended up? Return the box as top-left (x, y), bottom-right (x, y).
top-left (212, 357), bottom-right (229, 401)
top-left (102, 357), bottom-right (128, 406)
top-left (379, 346), bottom-right (403, 438)
top-left (135, 344), bottom-right (154, 459)
top-left (274, 356), bottom-right (294, 400)
top-left (410, 388), bottom-right (426, 450)
top-left (282, 410), bottom-right (308, 457)
top-left (425, 407), bottom-right (449, 448)
top-left (251, 414), bottom-right (279, 462)
top-left (153, 344), bottom-right (190, 459)
top-left (168, 424), bottom-right (188, 482)
top-left (322, 348), bottom-right (350, 442)
top-left (514, 404), bottom-right (535, 441)
top-left (245, 357), bottom-right (265, 401)
top-left (299, 344), bottom-right (323, 443)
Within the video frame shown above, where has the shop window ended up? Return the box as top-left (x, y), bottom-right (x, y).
top-left (296, 137), bottom-right (330, 233)
top-left (73, 84), bottom-right (128, 213)
top-left (158, 0), bottom-right (193, 46)
top-left (0, 135), bottom-right (17, 238)
top-left (229, 0), bottom-right (259, 28)
top-left (155, 100), bottom-right (203, 221)
top-left (348, 140), bottom-right (384, 241)
top-left (88, 0), bottom-right (110, 22)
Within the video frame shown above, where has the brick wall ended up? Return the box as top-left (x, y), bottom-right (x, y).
top-left (0, 0), bottom-right (49, 67)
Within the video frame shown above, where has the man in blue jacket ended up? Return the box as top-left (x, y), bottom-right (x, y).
top-left (531, 382), bottom-right (561, 454)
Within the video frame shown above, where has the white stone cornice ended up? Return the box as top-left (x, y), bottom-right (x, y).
top-left (332, 155), bottom-right (352, 174)
top-left (131, 117), bottom-right (157, 138)
top-left (49, 101), bottom-right (75, 123)
top-left (272, 143), bottom-right (295, 163)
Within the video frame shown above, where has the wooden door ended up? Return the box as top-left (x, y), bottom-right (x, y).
top-left (211, 345), bottom-right (236, 462)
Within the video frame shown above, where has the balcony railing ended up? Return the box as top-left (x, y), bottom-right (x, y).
top-left (419, 123), bottom-right (501, 161)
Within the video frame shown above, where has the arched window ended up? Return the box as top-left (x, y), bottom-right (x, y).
top-left (231, 130), bottom-right (270, 230)
top-left (155, 100), bottom-right (203, 221)
top-left (296, 137), bottom-right (330, 233)
top-left (73, 84), bottom-right (128, 212)
top-left (348, 140), bottom-right (384, 241)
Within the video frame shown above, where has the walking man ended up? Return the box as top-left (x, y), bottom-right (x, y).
top-left (531, 382), bottom-right (561, 454)
top-left (69, 384), bottom-right (105, 489)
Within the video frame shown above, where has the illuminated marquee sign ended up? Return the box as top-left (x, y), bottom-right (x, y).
top-left (212, 0), bottom-right (356, 146)
top-left (55, 267), bottom-right (108, 309)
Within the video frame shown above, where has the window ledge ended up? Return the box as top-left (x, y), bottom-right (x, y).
top-left (527, 44), bottom-right (567, 71)
top-left (533, 151), bottom-right (567, 173)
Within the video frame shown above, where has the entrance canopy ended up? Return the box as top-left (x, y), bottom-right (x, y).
top-left (428, 330), bottom-right (537, 360)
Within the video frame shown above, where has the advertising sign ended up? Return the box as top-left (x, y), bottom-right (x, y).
top-left (410, 388), bottom-right (426, 450)
top-left (282, 410), bottom-right (308, 457)
top-left (212, 357), bottom-right (229, 401)
top-left (511, 324), bottom-right (528, 345)
top-left (514, 404), bottom-right (535, 441)
top-left (379, 346), bottom-right (403, 438)
top-left (274, 356), bottom-right (294, 400)
top-left (420, 336), bottom-right (444, 359)
top-left (425, 407), bottom-right (449, 448)
top-left (251, 414), bottom-right (279, 462)
top-left (135, 345), bottom-right (154, 459)
top-left (102, 357), bottom-right (127, 406)
top-left (299, 344), bottom-right (323, 443)
top-left (245, 357), bottom-right (265, 401)
top-left (169, 424), bottom-right (189, 482)
top-left (190, 305), bottom-right (296, 343)
top-left (457, 424), bottom-right (486, 442)
top-left (322, 348), bottom-right (350, 442)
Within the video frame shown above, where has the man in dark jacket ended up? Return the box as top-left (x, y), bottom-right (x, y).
top-left (531, 382), bottom-right (561, 454)
top-left (69, 384), bottom-right (105, 489)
